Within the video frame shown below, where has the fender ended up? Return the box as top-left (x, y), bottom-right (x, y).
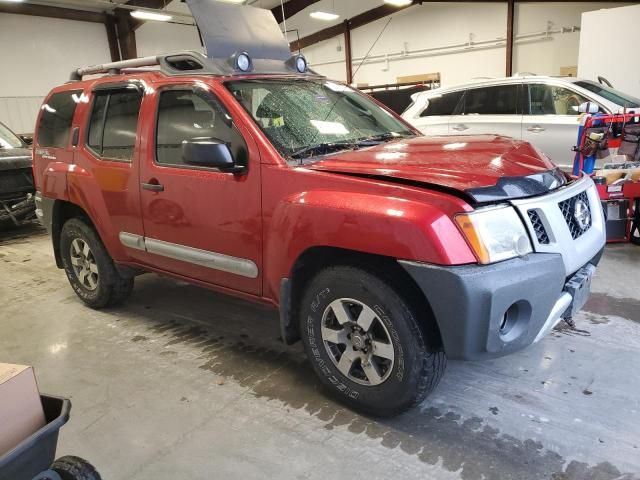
top-left (263, 189), bottom-right (476, 302)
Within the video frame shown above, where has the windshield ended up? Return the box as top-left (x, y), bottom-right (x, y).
top-left (0, 122), bottom-right (24, 149)
top-left (573, 80), bottom-right (640, 108)
top-left (226, 79), bottom-right (414, 161)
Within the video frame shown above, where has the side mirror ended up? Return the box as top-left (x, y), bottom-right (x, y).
top-left (182, 138), bottom-right (246, 174)
top-left (19, 134), bottom-right (33, 146)
top-left (578, 102), bottom-right (600, 114)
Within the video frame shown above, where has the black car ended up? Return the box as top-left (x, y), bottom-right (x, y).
top-left (0, 121), bottom-right (35, 226)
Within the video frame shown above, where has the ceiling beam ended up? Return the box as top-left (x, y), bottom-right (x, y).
top-left (506, 0), bottom-right (514, 76)
top-left (290, 2), bottom-right (422, 51)
top-left (114, 8), bottom-right (138, 60)
top-left (0, 3), bottom-right (107, 23)
top-left (271, 0), bottom-right (322, 24)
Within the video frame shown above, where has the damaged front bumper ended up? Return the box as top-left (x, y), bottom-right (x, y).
top-left (400, 250), bottom-right (603, 361)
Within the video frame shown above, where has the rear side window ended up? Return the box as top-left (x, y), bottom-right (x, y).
top-left (87, 88), bottom-right (143, 161)
top-left (37, 90), bottom-right (82, 147)
top-left (420, 91), bottom-right (463, 117)
top-left (461, 85), bottom-right (519, 115)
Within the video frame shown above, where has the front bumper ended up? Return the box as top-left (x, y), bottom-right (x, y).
top-left (400, 251), bottom-right (602, 361)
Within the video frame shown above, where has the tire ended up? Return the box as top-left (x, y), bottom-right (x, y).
top-left (630, 202), bottom-right (640, 246)
top-left (60, 218), bottom-right (134, 308)
top-left (50, 456), bottom-right (102, 480)
top-left (300, 265), bottom-right (446, 417)
top-left (0, 196), bottom-right (36, 227)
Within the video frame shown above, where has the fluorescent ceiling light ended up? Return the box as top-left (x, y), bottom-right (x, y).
top-left (0, 0), bottom-right (25, 3)
top-left (130, 10), bottom-right (173, 22)
top-left (384, 0), bottom-right (413, 6)
top-left (310, 11), bottom-right (339, 21)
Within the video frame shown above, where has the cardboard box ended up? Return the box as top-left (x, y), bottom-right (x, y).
top-left (0, 363), bottom-right (46, 457)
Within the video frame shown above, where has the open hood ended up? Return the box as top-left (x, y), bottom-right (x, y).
top-left (306, 135), bottom-right (567, 204)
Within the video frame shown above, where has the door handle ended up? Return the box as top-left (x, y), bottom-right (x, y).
top-left (141, 181), bottom-right (164, 192)
top-left (452, 124), bottom-right (469, 132)
top-left (527, 125), bottom-right (546, 133)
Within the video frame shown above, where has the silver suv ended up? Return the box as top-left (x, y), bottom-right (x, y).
top-left (402, 76), bottom-right (640, 166)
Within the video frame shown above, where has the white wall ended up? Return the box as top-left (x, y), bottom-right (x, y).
top-left (578, 4), bottom-right (640, 98)
top-left (136, 0), bottom-right (203, 57)
top-left (293, 1), bottom-right (631, 88)
top-left (0, 13), bottom-right (110, 133)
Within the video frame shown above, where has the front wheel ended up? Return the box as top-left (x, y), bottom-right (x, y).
top-left (60, 218), bottom-right (134, 308)
top-left (300, 265), bottom-right (446, 417)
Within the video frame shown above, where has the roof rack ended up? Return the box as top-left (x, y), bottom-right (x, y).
top-left (69, 51), bottom-right (225, 81)
top-left (69, 50), bottom-right (317, 82)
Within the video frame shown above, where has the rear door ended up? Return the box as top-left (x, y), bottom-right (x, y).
top-left (447, 84), bottom-right (523, 139)
top-left (407, 90), bottom-right (464, 136)
top-left (522, 83), bottom-right (594, 165)
top-left (71, 83), bottom-right (146, 263)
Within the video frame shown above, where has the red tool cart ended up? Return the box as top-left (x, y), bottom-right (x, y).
top-left (572, 111), bottom-right (640, 244)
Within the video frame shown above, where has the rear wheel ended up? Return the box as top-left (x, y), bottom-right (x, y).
top-left (60, 218), bottom-right (133, 308)
top-left (300, 265), bottom-right (446, 417)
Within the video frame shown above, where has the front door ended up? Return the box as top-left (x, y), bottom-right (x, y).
top-left (522, 83), bottom-right (592, 167)
top-left (138, 83), bottom-right (262, 295)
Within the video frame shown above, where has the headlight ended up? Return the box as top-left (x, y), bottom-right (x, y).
top-left (455, 205), bottom-right (532, 264)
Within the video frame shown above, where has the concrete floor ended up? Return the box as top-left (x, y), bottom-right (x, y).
top-left (1, 223), bottom-right (639, 480)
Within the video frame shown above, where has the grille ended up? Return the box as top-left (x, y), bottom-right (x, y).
top-left (527, 209), bottom-right (549, 244)
top-left (558, 191), bottom-right (592, 240)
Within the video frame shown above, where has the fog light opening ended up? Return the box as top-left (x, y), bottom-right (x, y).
top-left (500, 303), bottom-right (519, 336)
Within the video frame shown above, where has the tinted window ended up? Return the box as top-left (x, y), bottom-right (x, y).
top-left (87, 94), bottom-right (108, 153)
top-left (573, 80), bottom-right (640, 108)
top-left (421, 91), bottom-right (463, 117)
top-left (87, 89), bottom-right (143, 161)
top-left (37, 90), bottom-right (82, 147)
top-left (462, 85), bottom-right (519, 115)
top-left (528, 84), bottom-right (589, 115)
top-left (156, 89), bottom-right (245, 167)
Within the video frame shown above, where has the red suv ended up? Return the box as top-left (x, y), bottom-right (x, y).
top-left (32, 44), bottom-right (605, 416)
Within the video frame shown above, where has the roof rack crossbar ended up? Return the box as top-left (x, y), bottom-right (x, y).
top-left (70, 55), bottom-right (161, 81)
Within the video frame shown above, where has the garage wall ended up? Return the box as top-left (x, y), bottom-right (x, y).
top-left (0, 13), bottom-right (110, 134)
top-left (295, 1), bottom-right (630, 88)
top-left (136, 0), bottom-right (202, 58)
top-left (578, 4), bottom-right (640, 98)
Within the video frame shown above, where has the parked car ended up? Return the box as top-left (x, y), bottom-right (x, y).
top-left (33, 4), bottom-right (606, 416)
top-left (0, 121), bottom-right (35, 227)
top-left (402, 76), bottom-right (640, 166)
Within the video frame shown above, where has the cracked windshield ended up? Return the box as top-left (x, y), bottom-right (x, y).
top-left (227, 79), bottom-right (414, 162)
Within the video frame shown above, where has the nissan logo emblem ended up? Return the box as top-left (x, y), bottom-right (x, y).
top-left (573, 199), bottom-right (591, 231)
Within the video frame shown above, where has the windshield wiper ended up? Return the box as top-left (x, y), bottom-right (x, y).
top-left (353, 132), bottom-right (411, 146)
top-left (289, 141), bottom-right (357, 160)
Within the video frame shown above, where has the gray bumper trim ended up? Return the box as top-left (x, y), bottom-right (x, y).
top-left (400, 254), bottom-right (568, 360)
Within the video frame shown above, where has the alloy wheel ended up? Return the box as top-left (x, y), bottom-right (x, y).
top-left (69, 238), bottom-right (99, 291)
top-left (321, 298), bottom-right (395, 386)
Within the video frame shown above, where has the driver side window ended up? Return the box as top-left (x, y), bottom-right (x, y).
top-left (528, 84), bottom-right (592, 115)
top-left (155, 89), bottom-right (244, 168)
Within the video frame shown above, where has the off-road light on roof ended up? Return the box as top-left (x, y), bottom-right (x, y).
top-left (310, 11), bottom-right (339, 21)
top-left (295, 55), bottom-right (307, 73)
top-left (232, 52), bottom-right (253, 72)
top-left (384, 0), bottom-right (413, 6)
top-left (130, 10), bottom-right (173, 22)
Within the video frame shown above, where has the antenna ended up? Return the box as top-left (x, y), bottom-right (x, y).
top-left (351, 17), bottom-right (392, 83)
